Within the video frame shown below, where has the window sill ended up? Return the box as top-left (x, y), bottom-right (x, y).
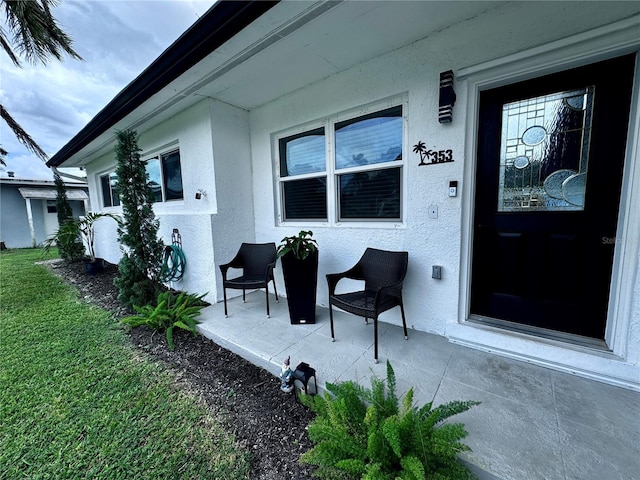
top-left (279, 220), bottom-right (405, 230)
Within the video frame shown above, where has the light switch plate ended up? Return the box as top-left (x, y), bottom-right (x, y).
top-left (432, 265), bottom-right (442, 279)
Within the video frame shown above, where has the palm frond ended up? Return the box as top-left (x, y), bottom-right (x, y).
top-left (2, 0), bottom-right (83, 67)
top-left (0, 104), bottom-right (48, 161)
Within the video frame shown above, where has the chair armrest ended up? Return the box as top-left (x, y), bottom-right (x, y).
top-left (220, 251), bottom-right (245, 279)
top-left (220, 260), bottom-right (243, 279)
top-left (326, 272), bottom-right (344, 295)
top-left (219, 263), bottom-right (232, 280)
top-left (326, 265), bottom-right (364, 295)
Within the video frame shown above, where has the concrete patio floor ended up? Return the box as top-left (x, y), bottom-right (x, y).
top-left (196, 291), bottom-right (639, 480)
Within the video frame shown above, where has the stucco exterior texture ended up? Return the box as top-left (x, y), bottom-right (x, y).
top-left (83, 2), bottom-right (640, 390)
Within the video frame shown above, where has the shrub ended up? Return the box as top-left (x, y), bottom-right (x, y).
top-left (42, 212), bottom-right (119, 262)
top-left (300, 361), bottom-right (480, 480)
top-left (53, 172), bottom-right (84, 261)
top-left (120, 290), bottom-right (207, 351)
top-left (113, 129), bottom-right (164, 308)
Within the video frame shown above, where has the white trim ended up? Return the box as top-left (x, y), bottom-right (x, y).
top-left (458, 15), bottom-right (640, 84)
top-left (97, 170), bottom-right (119, 209)
top-left (606, 56), bottom-right (640, 359)
top-left (140, 140), bottom-right (179, 161)
top-left (454, 16), bottom-right (640, 389)
top-left (447, 321), bottom-right (640, 392)
top-left (273, 94), bottom-right (408, 227)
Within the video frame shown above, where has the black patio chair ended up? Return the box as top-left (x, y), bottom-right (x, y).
top-left (220, 242), bottom-right (278, 318)
top-left (327, 248), bottom-right (408, 363)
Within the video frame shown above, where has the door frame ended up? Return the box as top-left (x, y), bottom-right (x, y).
top-left (452, 17), bottom-right (640, 387)
top-left (42, 199), bottom-right (59, 240)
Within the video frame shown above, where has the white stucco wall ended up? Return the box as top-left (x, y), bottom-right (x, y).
top-left (207, 98), bottom-right (256, 301)
top-left (86, 101), bottom-right (220, 302)
top-left (248, 3), bottom-right (640, 387)
top-left (78, 1), bottom-right (639, 387)
top-left (84, 98), bottom-right (257, 304)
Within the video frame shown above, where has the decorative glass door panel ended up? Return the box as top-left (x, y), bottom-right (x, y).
top-left (472, 54), bottom-right (635, 340)
top-left (498, 87), bottom-right (594, 212)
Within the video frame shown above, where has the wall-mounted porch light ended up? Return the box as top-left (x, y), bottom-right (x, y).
top-left (438, 70), bottom-right (456, 123)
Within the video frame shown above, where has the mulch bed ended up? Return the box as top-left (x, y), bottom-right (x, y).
top-left (45, 259), bottom-right (317, 480)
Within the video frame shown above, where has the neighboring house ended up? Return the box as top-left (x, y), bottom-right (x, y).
top-left (0, 175), bottom-right (89, 248)
top-left (47, 2), bottom-right (640, 390)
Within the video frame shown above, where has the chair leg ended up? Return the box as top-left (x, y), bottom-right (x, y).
top-left (272, 278), bottom-right (279, 302)
top-left (265, 285), bottom-right (270, 318)
top-left (223, 287), bottom-right (228, 318)
top-left (243, 289), bottom-right (246, 303)
top-left (373, 316), bottom-right (379, 364)
top-left (400, 302), bottom-right (408, 340)
top-left (329, 303), bottom-right (335, 342)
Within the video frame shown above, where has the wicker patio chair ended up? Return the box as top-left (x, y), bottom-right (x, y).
top-left (220, 242), bottom-right (278, 318)
top-left (327, 248), bottom-right (408, 363)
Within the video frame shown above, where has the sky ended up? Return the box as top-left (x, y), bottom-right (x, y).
top-left (0, 0), bottom-right (214, 180)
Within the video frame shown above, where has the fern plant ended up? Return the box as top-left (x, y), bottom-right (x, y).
top-left (120, 290), bottom-right (207, 350)
top-left (300, 361), bottom-right (480, 480)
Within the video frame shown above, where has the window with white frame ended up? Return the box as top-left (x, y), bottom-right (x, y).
top-left (99, 171), bottom-right (120, 207)
top-left (99, 149), bottom-right (184, 207)
top-left (278, 103), bottom-right (404, 223)
top-left (145, 150), bottom-right (184, 202)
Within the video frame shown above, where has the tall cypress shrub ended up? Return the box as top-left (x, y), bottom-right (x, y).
top-left (53, 172), bottom-right (84, 260)
top-left (113, 129), bottom-right (164, 308)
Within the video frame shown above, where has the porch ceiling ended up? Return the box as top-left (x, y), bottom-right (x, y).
top-left (195, 0), bottom-right (503, 109)
top-left (54, 0), bottom-right (503, 166)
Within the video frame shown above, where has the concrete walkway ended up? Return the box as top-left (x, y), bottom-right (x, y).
top-left (197, 292), bottom-right (639, 480)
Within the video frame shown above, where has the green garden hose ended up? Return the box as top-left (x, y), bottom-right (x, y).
top-left (160, 244), bottom-right (186, 281)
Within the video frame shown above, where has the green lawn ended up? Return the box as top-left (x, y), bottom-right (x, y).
top-left (0, 249), bottom-right (250, 479)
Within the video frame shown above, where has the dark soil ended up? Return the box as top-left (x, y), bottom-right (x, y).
top-left (45, 259), bottom-right (317, 480)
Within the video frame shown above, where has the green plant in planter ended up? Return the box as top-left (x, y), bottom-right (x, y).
top-left (300, 361), bottom-right (481, 480)
top-left (120, 290), bottom-right (207, 351)
top-left (42, 212), bottom-right (119, 262)
top-left (277, 230), bottom-right (318, 260)
top-left (277, 230), bottom-right (319, 324)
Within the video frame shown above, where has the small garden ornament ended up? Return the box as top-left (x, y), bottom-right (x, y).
top-left (279, 356), bottom-right (294, 393)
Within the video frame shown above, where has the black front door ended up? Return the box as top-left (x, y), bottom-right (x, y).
top-left (471, 54), bottom-right (635, 340)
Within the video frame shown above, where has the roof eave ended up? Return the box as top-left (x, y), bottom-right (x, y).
top-left (47, 0), bottom-right (278, 168)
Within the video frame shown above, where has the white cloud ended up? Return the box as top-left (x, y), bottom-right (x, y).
top-left (0, 0), bottom-right (213, 179)
top-left (1, 153), bottom-right (53, 180)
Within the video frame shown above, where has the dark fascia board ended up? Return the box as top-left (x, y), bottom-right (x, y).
top-left (47, 0), bottom-right (278, 168)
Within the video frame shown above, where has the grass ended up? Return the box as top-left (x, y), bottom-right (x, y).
top-left (0, 249), bottom-right (250, 479)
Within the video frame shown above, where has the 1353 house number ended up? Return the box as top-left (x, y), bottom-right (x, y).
top-left (413, 141), bottom-right (454, 166)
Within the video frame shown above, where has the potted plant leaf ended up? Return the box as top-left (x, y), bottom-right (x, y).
top-left (43, 212), bottom-right (119, 274)
top-left (277, 230), bottom-right (319, 324)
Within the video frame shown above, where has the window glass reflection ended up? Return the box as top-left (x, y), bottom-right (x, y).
top-left (146, 158), bottom-right (163, 203)
top-left (335, 106), bottom-right (402, 170)
top-left (162, 151), bottom-right (183, 201)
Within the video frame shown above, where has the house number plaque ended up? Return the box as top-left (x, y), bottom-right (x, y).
top-left (413, 141), bottom-right (454, 166)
